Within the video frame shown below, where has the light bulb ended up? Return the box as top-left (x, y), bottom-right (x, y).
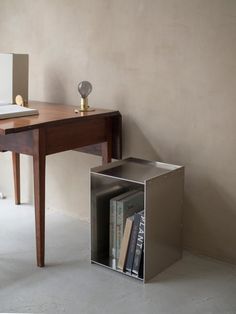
top-left (76, 80), bottom-right (94, 112)
top-left (78, 81), bottom-right (92, 98)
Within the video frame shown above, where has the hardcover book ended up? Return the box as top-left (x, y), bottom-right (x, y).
top-left (125, 211), bottom-right (142, 273)
top-left (0, 104), bottom-right (38, 120)
top-left (109, 190), bottom-right (136, 259)
top-left (117, 215), bottom-right (134, 271)
top-left (91, 185), bottom-right (125, 259)
top-left (138, 250), bottom-right (144, 279)
top-left (116, 191), bottom-right (144, 259)
top-left (132, 210), bottom-right (145, 276)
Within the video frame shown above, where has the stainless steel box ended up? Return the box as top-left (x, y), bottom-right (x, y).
top-left (90, 157), bottom-right (184, 283)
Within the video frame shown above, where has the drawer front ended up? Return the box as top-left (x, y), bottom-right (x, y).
top-left (45, 118), bottom-right (107, 155)
top-left (0, 130), bottom-right (34, 155)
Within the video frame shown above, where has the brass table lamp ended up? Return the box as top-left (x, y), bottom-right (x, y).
top-left (77, 81), bottom-right (94, 112)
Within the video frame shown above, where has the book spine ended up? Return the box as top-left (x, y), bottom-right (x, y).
top-left (116, 200), bottom-right (123, 259)
top-left (118, 217), bottom-right (133, 271)
top-left (138, 249), bottom-right (144, 279)
top-left (132, 212), bottom-right (145, 275)
top-left (116, 191), bottom-right (144, 260)
top-left (109, 199), bottom-right (117, 258)
top-left (125, 213), bottom-right (141, 273)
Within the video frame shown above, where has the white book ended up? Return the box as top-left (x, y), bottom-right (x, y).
top-left (0, 104), bottom-right (38, 120)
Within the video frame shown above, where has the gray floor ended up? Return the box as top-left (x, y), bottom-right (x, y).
top-left (0, 200), bottom-right (236, 314)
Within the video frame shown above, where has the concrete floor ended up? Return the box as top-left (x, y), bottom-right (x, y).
top-left (0, 199), bottom-right (236, 314)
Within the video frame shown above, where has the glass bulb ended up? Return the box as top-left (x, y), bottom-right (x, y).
top-left (78, 81), bottom-right (92, 98)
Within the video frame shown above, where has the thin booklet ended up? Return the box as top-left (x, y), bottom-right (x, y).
top-left (0, 103), bottom-right (39, 120)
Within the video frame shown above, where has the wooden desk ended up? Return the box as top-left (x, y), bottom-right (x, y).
top-left (0, 101), bottom-right (122, 267)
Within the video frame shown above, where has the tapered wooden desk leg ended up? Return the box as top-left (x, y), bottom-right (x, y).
top-left (33, 152), bottom-right (46, 267)
top-left (12, 152), bottom-right (20, 205)
top-left (102, 142), bottom-right (112, 164)
top-left (102, 118), bottom-right (112, 164)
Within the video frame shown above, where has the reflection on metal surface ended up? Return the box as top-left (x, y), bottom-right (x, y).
top-left (94, 157), bottom-right (182, 184)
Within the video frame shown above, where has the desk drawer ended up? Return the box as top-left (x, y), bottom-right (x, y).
top-left (45, 118), bottom-right (107, 155)
top-left (0, 131), bottom-right (34, 155)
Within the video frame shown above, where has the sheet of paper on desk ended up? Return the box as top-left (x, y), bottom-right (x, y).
top-left (0, 104), bottom-right (39, 119)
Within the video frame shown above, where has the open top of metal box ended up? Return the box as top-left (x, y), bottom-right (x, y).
top-left (91, 157), bottom-right (182, 184)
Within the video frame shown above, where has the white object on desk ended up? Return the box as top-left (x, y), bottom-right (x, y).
top-left (0, 53), bottom-right (28, 104)
top-left (0, 104), bottom-right (38, 119)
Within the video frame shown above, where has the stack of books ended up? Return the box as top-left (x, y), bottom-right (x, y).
top-left (109, 190), bottom-right (144, 278)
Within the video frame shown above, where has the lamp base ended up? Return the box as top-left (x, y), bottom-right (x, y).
top-left (79, 97), bottom-right (95, 112)
top-left (79, 108), bottom-right (95, 112)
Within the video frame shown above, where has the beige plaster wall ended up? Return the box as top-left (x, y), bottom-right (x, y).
top-left (0, 0), bottom-right (236, 263)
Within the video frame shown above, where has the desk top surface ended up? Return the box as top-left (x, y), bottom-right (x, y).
top-left (0, 101), bottom-right (120, 135)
